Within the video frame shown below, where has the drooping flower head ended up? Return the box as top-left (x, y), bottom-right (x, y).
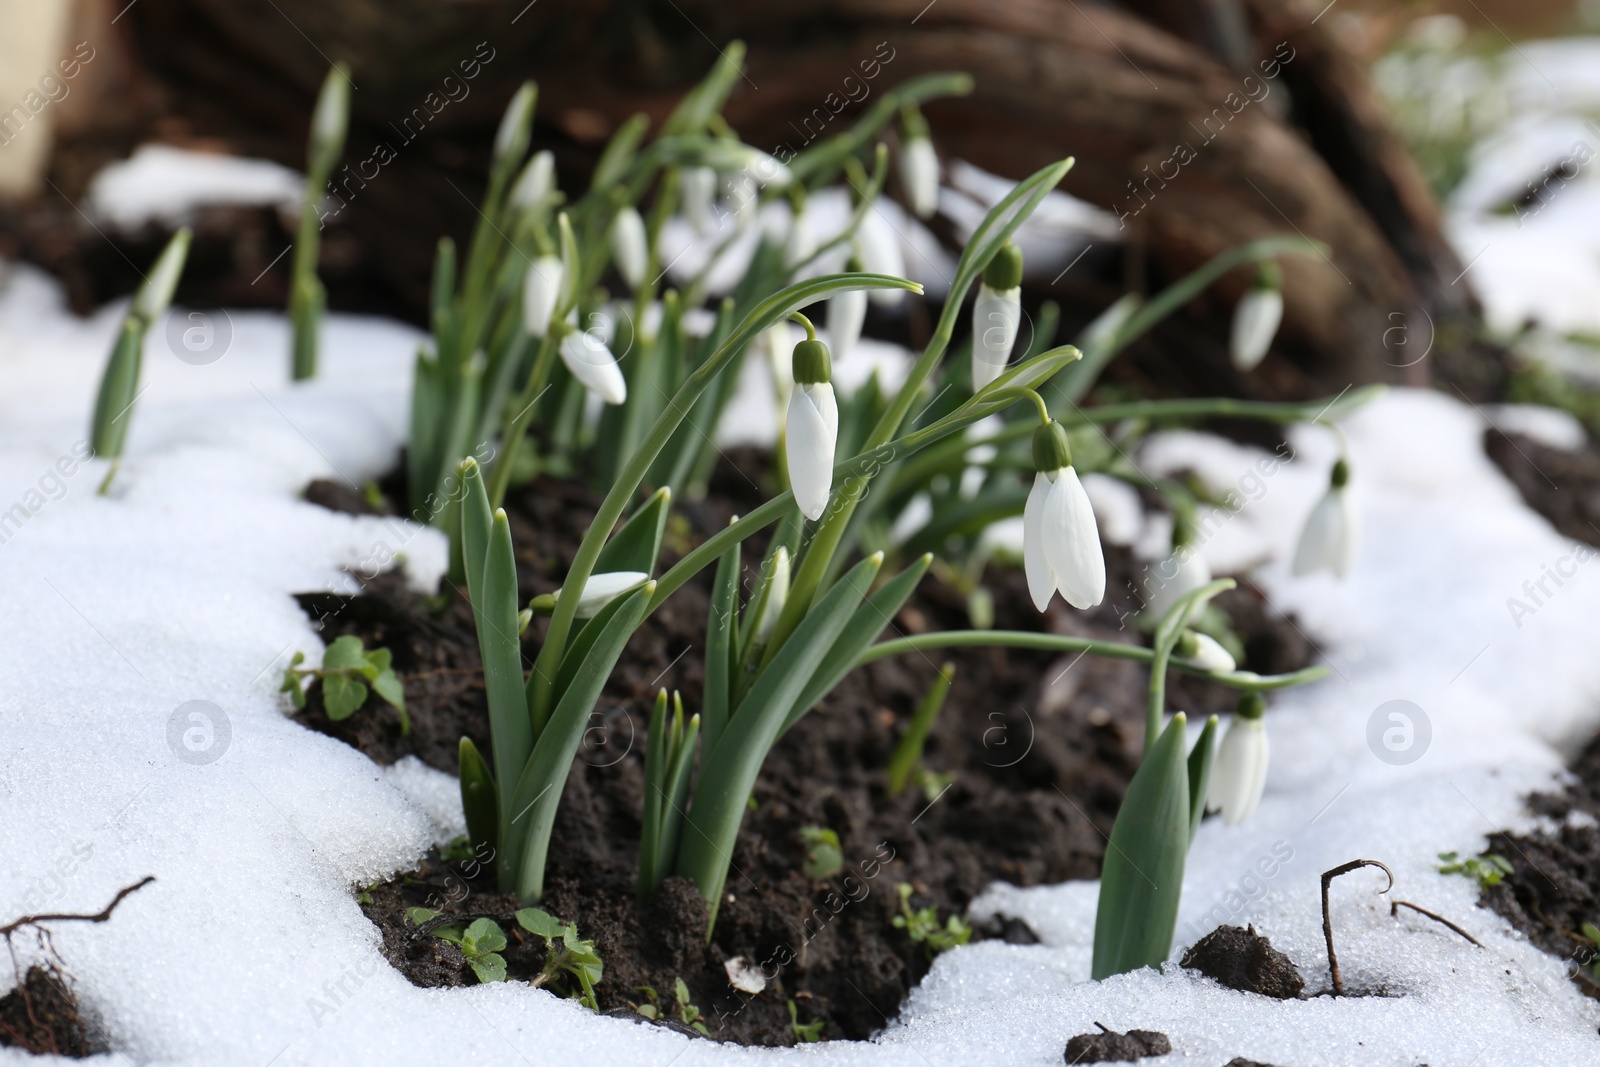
top-left (899, 107), bottom-right (939, 220)
top-left (1231, 261), bottom-right (1283, 372)
top-left (609, 205), bottom-right (649, 291)
top-left (1023, 419), bottom-right (1105, 611)
top-left (1207, 692), bottom-right (1269, 825)
top-left (972, 241), bottom-right (1023, 392)
top-left (1292, 458), bottom-right (1354, 578)
top-left (785, 328), bottom-right (839, 522)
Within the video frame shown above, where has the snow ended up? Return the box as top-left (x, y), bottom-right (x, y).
top-left (0, 257), bottom-right (1595, 1066)
top-left (87, 144), bottom-right (303, 230)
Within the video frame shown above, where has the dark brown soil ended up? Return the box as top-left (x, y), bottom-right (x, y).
top-left (1180, 924), bottom-right (1305, 1000)
top-left (295, 455), bottom-right (1316, 1046)
top-left (1478, 728), bottom-right (1600, 998)
top-left (0, 964), bottom-right (97, 1057)
top-left (1484, 429), bottom-right (1600, 547)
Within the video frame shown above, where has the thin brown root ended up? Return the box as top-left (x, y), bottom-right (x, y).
top-left (0, 876), bottom-right (155, 939)
top-left (1390, 899), bottom-right (1484, 948)
top-left (1321, 859), bottom-right (1394, 997)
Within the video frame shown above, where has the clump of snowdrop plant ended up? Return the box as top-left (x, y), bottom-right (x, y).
top-left (424, 50), bottom-right (1356, 983)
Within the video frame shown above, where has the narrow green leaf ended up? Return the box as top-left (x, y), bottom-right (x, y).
top-left (591, 113), bottom-right (651, 193)
top-left (655, 709), bottom-right (699, 889)
top-left (677, 555), bottom-right (881, 924)
top-left (887, 662), bottom-right (955, 795)
top-left (702, 536), bottom-right (740, 752)
top-left (458, 736), bottom-right (498, 858)
top-left (662, 44), bottom-right (747, 137)
top-left (90, 321), bottom-right (145, 461)
top-left (638, 689), bottom-right (670, 903)
top-left (594, 486), bottom-right (672, 575)
top-left (477, 509), bottom-right (532, 884)
top-left (459, 457), bottom-right (493, 608)
top-left (1187, 715), bottom-right (1219, 844)
top-left (509, 583), bottom-right (654, 902)
top-left (1092, 713), bottom-right (1191, 980)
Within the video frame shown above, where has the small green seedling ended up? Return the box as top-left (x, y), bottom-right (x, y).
top-left (516, 907), bottom-right (603, 1010)
top-left (799, 826), bottom-right (844, 880)
top-left (632, 985), bottom-right (661, 1019)
top-left (281, 635), bottom-right (408, 733)
top-left (440, 835), bottom-right (477, 863)
top-left (886, 662), bottom-right (955, 796)
top-left (1576, 923), bottom-right (1600, 982)
top-left (407, 909), bottom-right (508, 983)
top-left (1437, 851), bottom-right (1514, 888)
top-left (788, 999), bottom-right (824, 1043)
top-left (891, 882), bottom-right (972, 957)
top-left (672, 977), bottom-right (711, 1036)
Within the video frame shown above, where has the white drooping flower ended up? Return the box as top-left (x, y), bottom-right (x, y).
top-left (755, 547), bottom-right (790, 642)
top-left (855, 205), bottom-right (905, 308)
top-left (901, 135), bottom-right (939, 219)
top-left (568, 571), bottom-right (650, 619)
top-left (1144, 546), bottom-right (1211, 622)
top-left (1207, 695), bottom-right (1269, 825)
top-left (1178, 630), bottom-right (1236, 675)
top-left (1292, 459), bottom-right (1354, 578)
top-left (523, 254), bottom-right (564, 337)
top-left (971, 241), bottom-right (1023, 391)
top-left (681, 166), bottom-right (717, 234)
top-left (786, 334), bottom-right (839, 522)
top-left (1230, 264), bottom-right (1283, 372)
top-left (510, 150), bottom-right (555, 211)
top-left (1023, 420), bottom-right (1106, 611)
top-left (828, 286), bottom-right (867, 363)
top-left (609, 205), bottom-right (648, 291)
top-left (558, 326), bottom-right (627, 405)
top-left (785, 203), bottom-right (815, 267)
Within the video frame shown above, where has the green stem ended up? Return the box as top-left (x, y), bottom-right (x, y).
top-left (489, 331), bottom-right (558, 508)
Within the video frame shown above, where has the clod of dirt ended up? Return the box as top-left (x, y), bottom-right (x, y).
top-left (0, 965), bottom-right (97, 1057)
top-left (1483, 430), bottom-right (1600, 546)
top-left (1222, 1059), bottom-right (1285, 1067)
top-left (1064, 1026), bottom-right (1171, 1063)
top-left (973, 914), bottom-right (1041, 945)
top-left (1180, 924), bottom-right (1305, 999)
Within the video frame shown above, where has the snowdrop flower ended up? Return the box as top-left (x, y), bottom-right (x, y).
top-left (899, 110), bottom-right (939, 219)
top-left (1178, 630), bottom-right (1235, 674)
top-left (1292, 459), bottom-right (1354, 578)
top-left (828, 272), bottom-right (867, 363)
top-left (786, 330), bottom-right (839, 521)
top-left (1230, 263), bottom-right (1282, 372)
top-left (755, 547), bottom-right (790, 642)
top-left (558, 323), bottom-right (627, 405)
top-left (609, 205), bottom-right (648, 291)
top-left (523, 254), bottom-right (564, 337)
top-left (785, 203), bottom-right (815, 268)
top-left (1208, 694), bottom-right (1269, 825)
top-left (1024, 419), bottom-right (1105, 611)
top-left (971, 242), bottom-right (1023, 391)
top-left (855, 205), bottom-right (905, 307)
top-left (510, 150), bottom-right (555, 211)
top-left (681, 166), bottom-right (717, 234)
top-left (568, 571), bottom-right (650, 619)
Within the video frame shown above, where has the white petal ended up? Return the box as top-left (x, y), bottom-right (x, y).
top-left (510, 150), bottom-right (555, 210)
top-left (971, 283), bottom-right (1020, 391)
top-left (901, 137), bottom-right (940, 219)
top-left (756, 547), bottom-right (790, 641)
top-left (610, 206), bottom-right (648, 290)
top-left (1186, 632), bottom-right (1236, 674)
top-left (1230, 289), bottom-right (1282, 372)
top-left (572, 571), bottom-right (649, 618)
top-left (828, 289), bottom-right (868, 364)
top-left (559, 331), bottom-right (627, 405)
top-left (1292, 488), bottom-right (1352, 578)
top-left (785, 205), bottom-right (815, 266)
top-left (855, 206), bottom-right (905, 307)
top-left (1042, 468), bottom-right (1106, 609)
top-left (786, 384), bottom-right (837, 521)
top-left (523, 256), bottom-right (564, 337)
top-left (1144, 551), bottom-right (1211, 622)
top-left (682, 167), bottom-right (717, 235)
top-left (1022, 472), bottom-right (1055, 612)
top-left (1208, 717), bottom-right (1268, 824)
top-left (728, 172), bottom-right (758, 228)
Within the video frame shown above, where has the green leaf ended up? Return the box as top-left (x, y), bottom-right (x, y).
top-left (458, 737), bottom-right (499, 859)
top-left (638, 690), bottom-right (670, 903)
top-left (701, 536), bottom-right (740, 752)
top-left (280, 667), bottom-right (306, 709)
top-left (90, 320), bottom-right (146, 463)
top-left (406, 907), bottom-right (440, 927)
top-left (676, 555), bottom-right (881, 925)
top-left (1187, 715), bottom-right (1219, 844)
top-left (323, 635), bottom-right (368, 673)
top-left (661, 43), bottom-right (746, 137)
top-left (370, 664), bottom-right (405, 711)
top-left (591, 113), bottom-right (650, 193)
top-left (1092, 712), bottom-right (1192, 980)
top-left (886, 662), bottom-right (954, 796)
top-left (474, 509), bottom-right (533, 887)
top-left (321, 673), bottom-right (368, 720)
top-left (462, 917), bottom-right (507, 956)
top-left (514, 907), bottom-right (566, 940)
top-left (594, 486), bottom-right (672, 576)
top-left (655, 707), bottom-right (699, 889)
top-left (469, 954), bottom-right (507, 984)
top-left (509, 583), bottom-right (654, 902)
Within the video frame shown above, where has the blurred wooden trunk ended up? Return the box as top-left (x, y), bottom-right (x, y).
top-left (34, 0), bottom-right (1495, 398)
